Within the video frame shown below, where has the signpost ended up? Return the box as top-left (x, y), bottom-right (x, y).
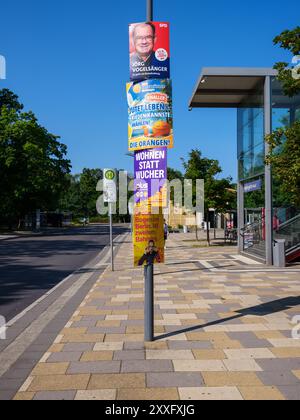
top-left (103, 168), bottom-right (117, 271)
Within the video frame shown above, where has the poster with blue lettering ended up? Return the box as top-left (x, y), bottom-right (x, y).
top-left (134, 148), bottom-right (167, 209)
top-left (127, 79), bottom-right (173, 152)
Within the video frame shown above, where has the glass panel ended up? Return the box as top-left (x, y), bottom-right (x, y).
top-left (274, 215), bottom-right (300, 253)
top-left (241, 216), bottom-right (266, 261)
top-left (271, 76), bottom-right (300, 227)
top-left (237, 80), bottom-right (264, 181)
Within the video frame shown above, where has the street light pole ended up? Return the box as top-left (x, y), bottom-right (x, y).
top-left (144, 0), bottom-right (154, 342)
top-left (147, 0), bottom-right (153, 21)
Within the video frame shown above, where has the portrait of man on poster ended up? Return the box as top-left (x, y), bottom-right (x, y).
top-left (129, 22), bottom-right (170, 81)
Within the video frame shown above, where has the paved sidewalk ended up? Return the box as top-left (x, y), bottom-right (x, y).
top-left (11, 233), bottom-right (300, 400)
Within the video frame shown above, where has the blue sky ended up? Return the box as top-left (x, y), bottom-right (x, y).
top-left (0, 0), bottom-right (298, 180)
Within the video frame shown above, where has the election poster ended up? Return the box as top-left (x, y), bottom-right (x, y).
top-left (133, 210), bottom-right (165, 267)
top-left (129, 22), bottom-right (170, 81)
top-left (127, 79), bottom-right (173, 152)
top-left (134, 148), bottom-right (167, 209)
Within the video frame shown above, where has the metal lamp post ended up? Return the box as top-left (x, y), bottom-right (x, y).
top-left (144, 0), bottom-right (154, 342)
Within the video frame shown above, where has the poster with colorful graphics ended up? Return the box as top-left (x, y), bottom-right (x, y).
top-left (129, 22), bottom-right (170, 81)
top-left (127, 79), bottom-right (173, 152)
top-left (133, 210), bottom-right (165, 267)
top-left (134, 148), bottom-right (167, 208)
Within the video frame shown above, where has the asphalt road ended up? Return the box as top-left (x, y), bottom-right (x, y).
top-left (0, 224), bottom-right (128, 322)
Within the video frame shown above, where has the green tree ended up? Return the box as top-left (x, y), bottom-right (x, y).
top-left (181, 149), bottom-right (235, 245)
top-left (60, 169), bottom-right (103, 220)
top-left (0, 88), bottom-right (24, 113)
top-left (266, 122), bottom-right (300, 207)
top-left (0, 91), bottom-right (71, 228)
top-left (273, 27), bottom-right (300, 97)
top-left (265, 27), bottom-right (300, 208)
top-left (167, 167), bottom-right (183, 182)
top-left (79, 168), bottom-right (103, 218)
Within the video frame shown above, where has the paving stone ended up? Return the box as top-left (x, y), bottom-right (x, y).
top-left (117, 387), bottom-right (179, 400)
top-left (256, 358), bottom-right (300, 371)
top-left (146, 350), bottom-right (194, 360)
top-left (47, 352), bottom-right (83, 363)
top-left (173, 360), bottom-right (226, 372)
top-left (31, 363), bottom-right (69, 376)
top-left (167, 341), bottom-right (212, 350)
top-left (123, 342), bottom-right (145, 350)
top-left (13, 392), bottom-right (35, 400)
top-left (87, 326), bottom-right (126, 334)
top-left (223, 359), bottom-right (262, 372)
top-left (147, 372), bottom-right (204, 388)
top-left (268, 338), bottom-right (300, 348)
top-left (292, 370), bottom-right (300, 380)
top-left (277, 385), bottom-right (300, 400)
top-left (121, 360), bottom-right (174, 373)
top-left (193, 349), bottom-right (226, 360)
top-left (94, 342), bottom-right (123, 351)
top-left (178, 386), bottom-right (243, 400)
top-left (270, 348), bottom-right (300, 358)
top-left (67, 361), bottom-right (120, 374)
top-left (257, 371), bottom-right (300, 386)
top-left (88, 373), bottom-right (145, 389)
top-left (224, 348), bottom-right (275, 360)
top-left (239, 386), bottom-right (285, 400)
top-left (202, 372), bottom-right (263, 387)
top-left (80, 351), bottom-right (113, 361)
top-left (33, 391), bottom-right (76, 400)
top-left (71, 321), bottom-right (99, 328)
top-left (28, 375), bottom-right (90, 392)
top-left (144, 341), bottom-right (169, 350)
top-left (227, 332), bottom-right (271, 348)
top-left (113, 350), bottom-right (145, 360)
top-left (63, 343), bottom-right (94, 352)
top-left (75, 390), bottom-right (116, 400)
top-left (61, 334), bottom-right (105, 343)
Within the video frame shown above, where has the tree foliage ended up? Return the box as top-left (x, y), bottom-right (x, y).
top-left (265, 27), bottom-right (300, 208)
top-left (266, 122), bottom-right (300, 207)
top-left (181, 149), bottom-right (236, 244)
top-left (273, 27), bottom-right (300, 97)
top-left (0, 89), bottom-right (71, 227)
top-left (60, 169), bottom-right (103, 219)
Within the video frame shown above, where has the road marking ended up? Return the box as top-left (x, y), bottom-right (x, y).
top-left (198, 260), bottom-right (217, 271)
top-left (6, 232), bottom-right (123, 327)
top-left (232, 254), bottom-right (261, 265)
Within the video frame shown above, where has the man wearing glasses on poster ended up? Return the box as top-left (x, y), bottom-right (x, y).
top-left (130, 22), bottom-right (170, 81)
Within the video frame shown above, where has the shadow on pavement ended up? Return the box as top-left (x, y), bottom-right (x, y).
top-left (155, 296), bottom-right (300, 341)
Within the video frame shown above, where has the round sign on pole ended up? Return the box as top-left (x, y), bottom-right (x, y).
top-left (103, 168), bottom-right (117, 203)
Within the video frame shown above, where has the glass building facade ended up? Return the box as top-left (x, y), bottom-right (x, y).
top-left (237, 77), bottom-right (300, 261)
top-left (189, 67), bottom-right (300, 265)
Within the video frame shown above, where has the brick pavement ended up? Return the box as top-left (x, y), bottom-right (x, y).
top-left (12, 233), bottom-right (300, 400)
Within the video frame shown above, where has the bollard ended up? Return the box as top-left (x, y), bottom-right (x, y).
top-left (273, 239), bottom-right (286, 267)
top-left (144, 263), bottom-right (154, 342)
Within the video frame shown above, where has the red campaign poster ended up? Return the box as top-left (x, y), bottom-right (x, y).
top-left (129, 22), bottom-right (170, 81)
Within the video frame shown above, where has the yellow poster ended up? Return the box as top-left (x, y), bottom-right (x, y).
top-left (133, 209), bottom-right (165, 267)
